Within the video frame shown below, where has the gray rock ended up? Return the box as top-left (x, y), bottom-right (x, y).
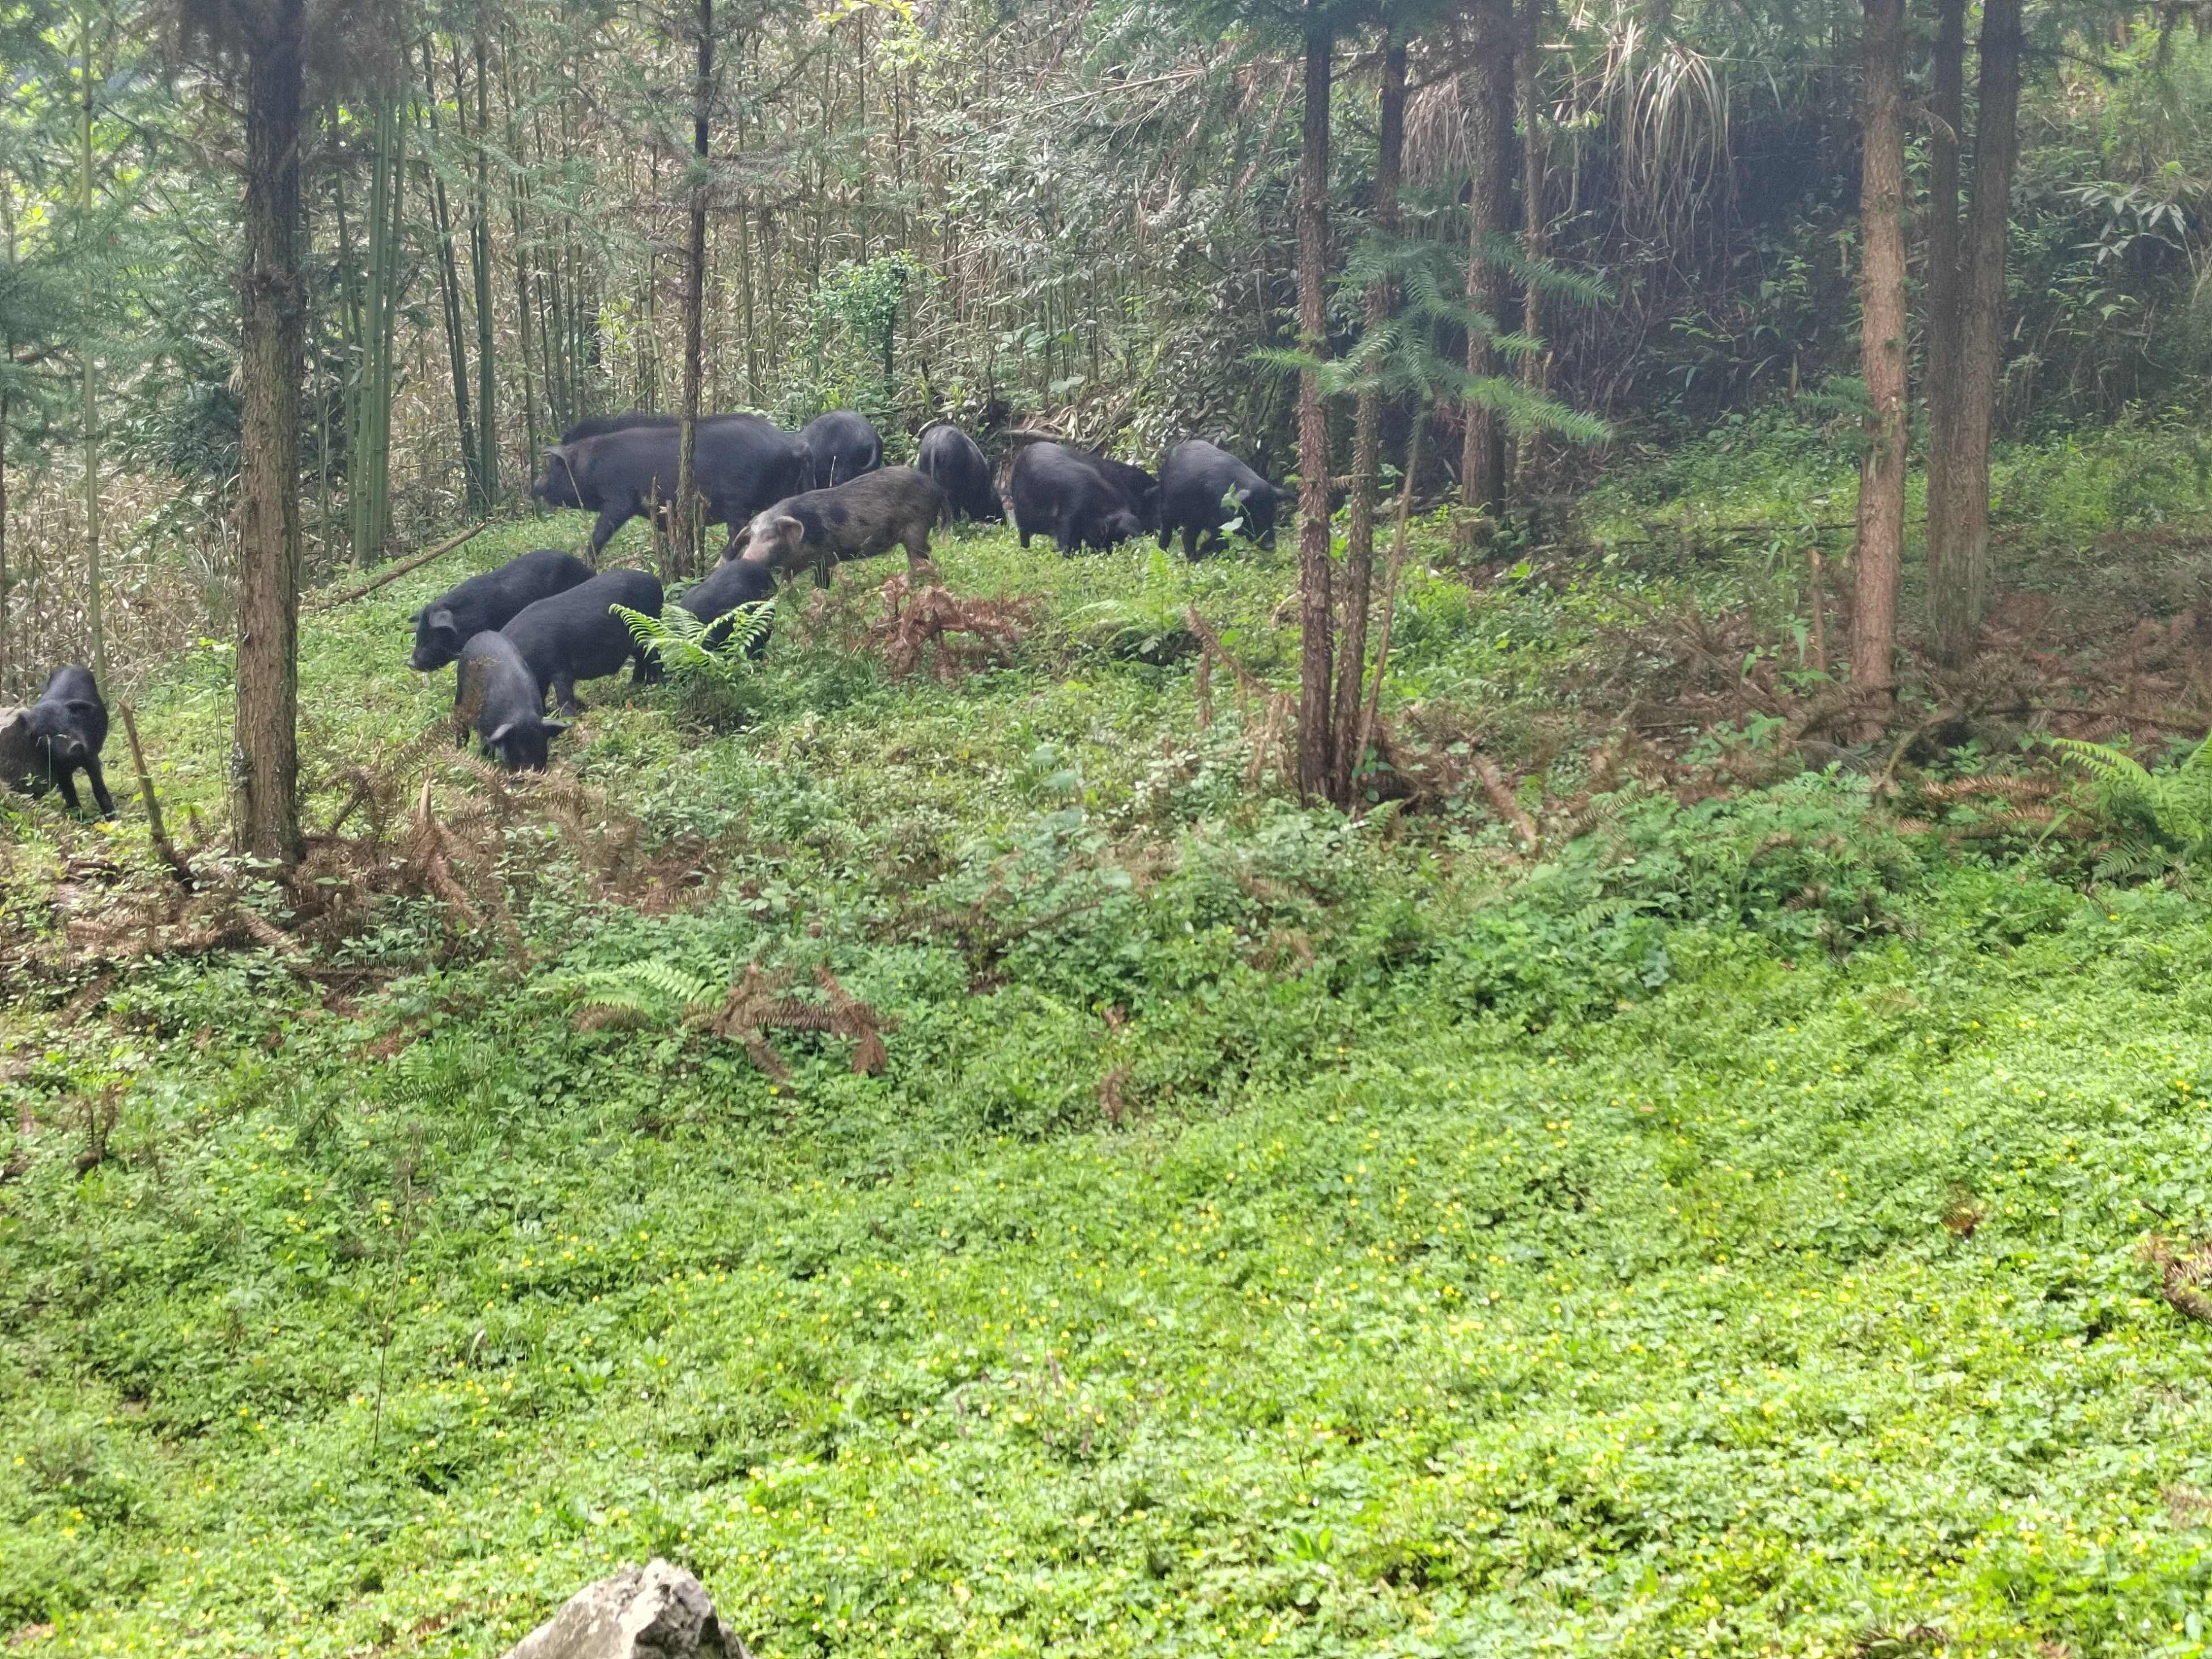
top-left (503, 1559), bottom-right (747, 1659)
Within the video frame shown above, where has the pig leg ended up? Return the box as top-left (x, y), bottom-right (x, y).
top-left (1182, 525), bottom-right (1202, 561)
top-left (551, 672), bottom-right (584, 716)
top-left (901, 520), bottom-right (933, 573)
top-left (590, 495), bottom-right (637, 555)
top-left (52, 768), bottom-right (82, 813)
top-left (83, 756), bottom-right (116, 818)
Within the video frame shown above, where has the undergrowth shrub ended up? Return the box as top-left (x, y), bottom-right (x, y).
top-left (2056, 729), bottom-right (2212, 886)
top-left (616, 600), bottom-right (775, 728)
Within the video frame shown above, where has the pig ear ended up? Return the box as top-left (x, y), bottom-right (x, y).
top-left (429, 606), bottom-right (457, 636)
top-left (486, 721), bottom-right (516, 750)
top-left (540, 719), bottom-right (569, 740)
top-left (776, 514), bottom-right (805, 541)
top-left (1233, 486), bottom-right (1255, 506)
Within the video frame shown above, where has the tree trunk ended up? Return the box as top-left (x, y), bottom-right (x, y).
top-left (334, 137), bottom-right (362, 558)
top-left (674, 0), bottom-right (712, 578)
top-left (234, 0), bottom-right (307, 863)
top-left (1851, 0), bottom-right (1907, 720)
top-left (1, 182), bottom-right (12, 696)
top-left (1461, 0), bottom-right (1515, 517)
top-left (1515, 0), bottom-right (1549, 498)
top-left (422, 45), bottom-right (479, 509)
top-left (1926, 0), bottom-right (2022, 665)
top-left (470, 33), bottom-right (498, 508)
top-left (1332, 33), bottom-right (1403, 809)
top-left (502, 41), bottom-right (540, 468)
top-left (1922, 0), bottom-right (1963, 491)
top-left (0, 390), bottom-right (10, 698)
top-left (1294, 25), bottom-right (1335, 801)
top-left (347, 96), bottom-right (402, 565)
top-left (80, 4), bottom-right (105, 684)
top-left (376, 99), bottom-right (404, 552)
top-left (345, 99), bottom-right (402, 566)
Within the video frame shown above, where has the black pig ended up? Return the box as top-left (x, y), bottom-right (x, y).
top-left (3, 666), bottom-right (116, 816)
top-left (410, 547), bottom-right (595, 672)
top-left (798, 411), bottom-right (884, 489)
top-left (731, 466), bottom-right (945, 584)
top-left (454, 631), bottom-right (567, 771)
top-left (916, 424), bottom-right (1003, 524)
top-left (1009, 443), bottom-right (1143, 555)
top-left (555, 411), bottom-right (776, 445)
top-left (1158, 440), bottom-right (1287, 558)
top-left (530, 418), bottom-right (811, 556)
top-left (676, 555), bottom-right (779, 656)
top-left (1087, 452), bottom-right (1161, 531)
top-left (502, 567), bottom-right (665, 715)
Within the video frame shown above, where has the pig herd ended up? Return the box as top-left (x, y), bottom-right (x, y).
top-left (525, 410), bottom-right (1284, 565)
top-left (2, 411), bottom-right (1290, 812)
top-left (422, 409), bottom-right (1290, 772)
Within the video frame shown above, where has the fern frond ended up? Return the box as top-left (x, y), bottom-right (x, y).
top-left (540, 958), bottom-right (720, 1027)
top-left (2052, 736), bottom-right (2155, 793)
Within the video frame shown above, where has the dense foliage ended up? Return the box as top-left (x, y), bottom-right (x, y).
top-left (8, 419), bottom-right (2212, 1652)
top-left (8, 0), bottom-right (2212, 1648)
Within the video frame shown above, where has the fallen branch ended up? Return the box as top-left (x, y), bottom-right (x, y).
top-left (1182, 607), bottom-right (1271, 703)
top-left (307, 520), bottom-right (491, 612)
top-left (1472, 754), bottom-right (1538, 851)
top-left (1874, 706), bottom-right (1962, 798)
top-left (118, 704), bottom-right (193, 889)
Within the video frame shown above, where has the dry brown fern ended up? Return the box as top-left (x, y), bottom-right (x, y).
top-left (699, 963), bottom-right (895, 1079)
top-left (868, 572), bottom-right (1033, 679)
top-left (2144, 1235), bottom-right (2212, 1327)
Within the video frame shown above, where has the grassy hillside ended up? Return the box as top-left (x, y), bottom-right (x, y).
top-left (10, 424), bottom-right (2212, 1658)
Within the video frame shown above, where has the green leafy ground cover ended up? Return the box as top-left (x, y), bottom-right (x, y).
top-left (9, 431), bottom-right (2212, 1657)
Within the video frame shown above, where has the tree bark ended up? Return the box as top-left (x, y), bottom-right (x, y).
top-left (470, 32), bottom-right (499, 508)
top-left (1514, 0), bottom-right (1549, 499)
top-left (0, 390), bottom-right (10, 697)
top-left (674, 0), bottom-right (712, 578)
top-left (1461, 0), bottom-right (1514, 517)
top-left (1332, 33), bottom-right (1403, 809)
top-left (4, 169), bottom-right (18, 694)
top-left (348, 97), bottom-right (402, 565)
top-left (1851, 0), bottom-right (1907, 720)
top-left (233, 0), bottom-right (307, 863)
top-left (502, 41), bottom-right (539, 468)
top-left (1922, 0), bottom-right (1963, 489)
top-left (1294, 25), bottom-right (1335, 801)
top-left (80, 4), bottom-right (105, 684)
top-left (422, 44), bottom-right (479, 509)
top-left (1927, 0), bottom-right (2023, 665)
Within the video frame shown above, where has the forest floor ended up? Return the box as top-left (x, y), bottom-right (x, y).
top-left (10, 410), bottom-right (2212, 1658)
